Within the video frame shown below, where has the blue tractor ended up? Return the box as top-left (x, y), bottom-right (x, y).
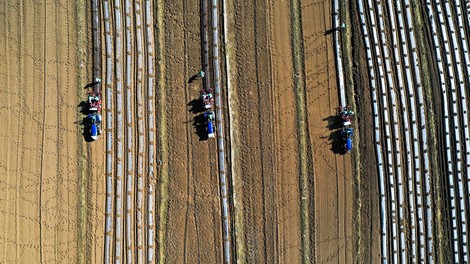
top-left (341, 127), bottom-right (353, 152)
top-left (204, 111), bottom-right (215, 138)
top-left (86, 113), bottom-right (102, 140)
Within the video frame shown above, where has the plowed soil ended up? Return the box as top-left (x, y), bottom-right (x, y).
top-left (0, 1), bottom-right (104, 263)
top-left (162, 0), bottom-right (223, 263)
top-left (227, 0), bottom-right (356, 262)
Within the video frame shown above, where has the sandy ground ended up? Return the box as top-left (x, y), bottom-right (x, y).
top-left (162, 0), bottom-right (223, 263)
top-left (0, 1), bottom-right (93, 263)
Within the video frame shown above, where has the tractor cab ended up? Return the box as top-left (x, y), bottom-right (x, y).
top-left (204, 111), bottom-right (215, 138)
top-left (87, 113), bottom-right (102, 140)
top-left (341, 127), bottom-right (353, 153)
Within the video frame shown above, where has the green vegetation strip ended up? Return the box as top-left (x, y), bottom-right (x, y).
top-left (410, 1), bottom-right (443, 262)
top-left (290, 1), bottom-right (311, 263)
top-left (155, 1), bottom-right (168, 263)
top-left (340, 0), bottom-right (362, 260)
top-left (76, 0), bottom-right (88, 263)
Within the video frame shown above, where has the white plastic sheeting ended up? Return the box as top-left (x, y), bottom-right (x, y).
top-left (369, 0), bottom-right (407, 261)
top-left (114, 0), bottom-right (124, 262)
top-left (144, 0), bottom-right (157, 262)
top-left (134, 1), bottom-right (145, 262)
top-left (124, 1), bottom-right (135, 262)
top-left (357, 1), bottom-right (390, 262)
top-left (333, 0), bottom-right (346, 106)
top-left (426, 0), bottom-right (468, 262)
top-left (103, 1), bottom-right (114, 263)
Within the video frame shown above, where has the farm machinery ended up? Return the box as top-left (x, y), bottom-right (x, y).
top-left (87, 91), bottom-right (102, 112)
top-left (338, 105), bottom-right (354, 126)
top-left (200, 90), bottom-right (214, 110)
top-left (85, 113), bottom-right (102, 141)
top-left (341, 127), bottom-right (353, 153)
top-left (204, 111), bottom-right (215, 138)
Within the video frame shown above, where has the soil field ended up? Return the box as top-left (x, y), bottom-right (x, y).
top-left (227, 0), bottom-right (356, 262)
top-left (1, 0), bottom-right (362, 264)
top-left (0, 1), bottom-right (106, 263)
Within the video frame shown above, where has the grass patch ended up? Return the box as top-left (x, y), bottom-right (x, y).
top-left (339, 0), bottom-right (362, 261)
top-left (154, 1), bottom-right (168, 263)
top-left (290, 0), bottom-right (311, 263)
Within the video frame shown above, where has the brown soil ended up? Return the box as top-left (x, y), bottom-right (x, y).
top-left (227, 0), bottom-right (357, 263)
top-left (0, 1), bottom-right (99, 263)
top-left (348, 1), bottom-right (381, 263)
top-left (162, 0), bottom-right (223, 263)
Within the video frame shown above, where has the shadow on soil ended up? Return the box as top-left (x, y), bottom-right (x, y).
top-left (323, 115), bottom-right (348, 155)
top-left (328, 129), bottom-right (346, 155)
top-left (323, 115), bottom-right (343, 130)
top-left (75, 117), bottom-right (95, 142)
top-left (77, 101), bottom-right (94, 115)
top-left (188, 74), bottom-right (202, 84)
top-left (192, 113), bottom-right (208, 141)
top-left (187, 98), bottom-right (205, 114)
top-left (187, 100), bottom-right (208, 141)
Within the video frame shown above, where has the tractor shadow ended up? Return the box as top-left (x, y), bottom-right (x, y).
top-left (192, 113), bottom-right (208, 141)
top-left (323, 115), bottom-right (343, 130)
top-left (187, 99), bottom-right (205, 114)
top-left (327, 129), bottom-right (346, 155)
top-left (76, 117), bottom-right (95, 142)
top-left (78, 101), bottom-right (93, 115)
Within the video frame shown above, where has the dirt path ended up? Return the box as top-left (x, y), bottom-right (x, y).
top-left (0, 0), bottom-right (88, 263)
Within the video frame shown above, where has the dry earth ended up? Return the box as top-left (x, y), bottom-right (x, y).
top-left (0, 1), bottom-right (105, 263)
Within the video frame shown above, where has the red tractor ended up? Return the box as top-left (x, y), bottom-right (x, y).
top-left (200, 90), bottom-right (213, 110)
top-left (87, 91), bottom-right (102, 112)
top-left (338, 105), bottom-right (354, 126)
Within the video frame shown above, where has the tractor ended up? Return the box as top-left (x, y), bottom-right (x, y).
top-left (204, 111), bottom-right (215, 138)
top-left (200, 90), bottom-right (214, 110)
top-left (338, 105), bottom-right (354, 126)
top-left (87, 91), bottom-right (102, 112)
top-left (86, 113), bottom-right (102, 140)
top-left (341, 127), bottom-right (354, 152)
